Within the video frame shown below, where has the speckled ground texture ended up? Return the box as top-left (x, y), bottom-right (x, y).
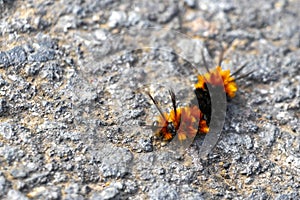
top-left (0, 0), bottom-right (299, 199)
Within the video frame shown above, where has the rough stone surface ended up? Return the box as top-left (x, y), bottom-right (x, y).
top-left (0, 0), bottom-right (299, 199)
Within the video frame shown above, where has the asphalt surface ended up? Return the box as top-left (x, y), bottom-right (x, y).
top-left (0, 0), bottom-right (299, 199)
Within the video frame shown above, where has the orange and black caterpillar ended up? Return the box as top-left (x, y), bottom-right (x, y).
top-left (147, 90), bottom-right (209, 142)
top-left (194, 51), bottom-right (253, 125)
top-left (147, 50), bottom-right (252, 143)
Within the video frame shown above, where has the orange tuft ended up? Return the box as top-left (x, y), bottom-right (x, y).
top-left (168, 108), bottom-right (181, 130)
top-left (195, 66), bottom-right (237, 98)
top-left (155, 106), bottom-right (209, 141)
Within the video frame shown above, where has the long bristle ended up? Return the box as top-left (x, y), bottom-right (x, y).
top-left (168, 89), bottom-right (177, 118)
top-left (147, 92), bottom-right (167, 122)
top-left (201, 50), bottom-right (210, 73)
top-left (217, 49), bottom-right (225, 67)
top-left (231, 62), bottom-right (248, 77)
top-left (233, 70), bottom-right (254, 81)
